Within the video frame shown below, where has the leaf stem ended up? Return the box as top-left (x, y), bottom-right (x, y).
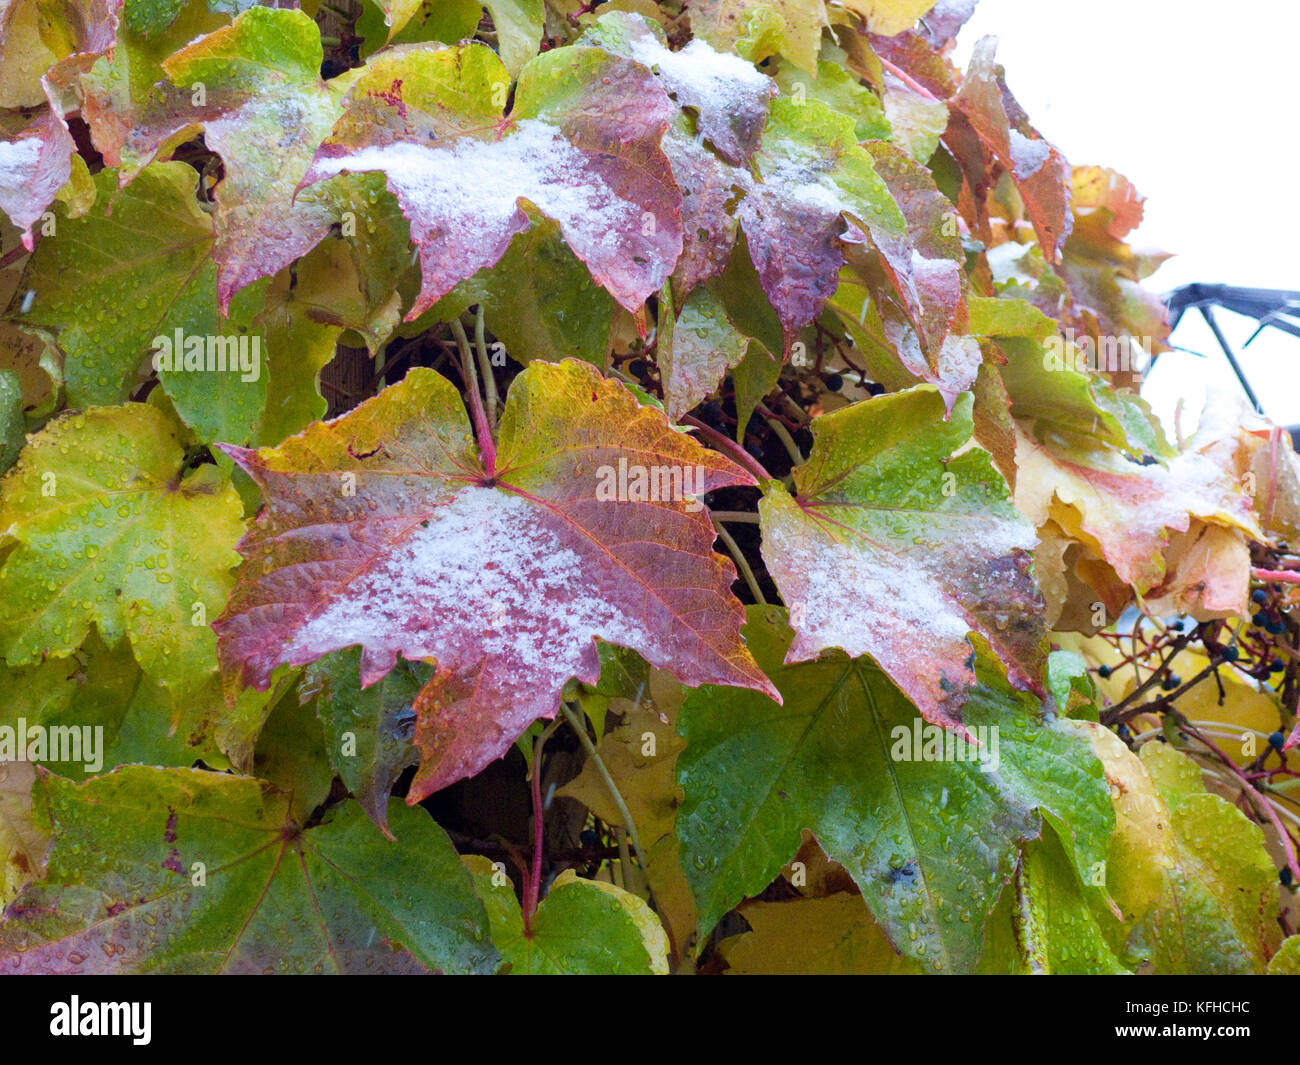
top-left (877, 55), bottom-right (940, 103)
top-left (451, 318), bottom-right (497, 477)
top-left (709, 510), bottom-right (760, 524)
top-left (1253, 567), bottom-right (1300, 585)
top-left (712, 517), bottom-right (766, 604)
top-left (680, 413), bottom-right (772, 483)
top-left (523, 717), bottom-right (562, 936)
top-left (756, 402), bottom-right (805, 466)
top-left (473, 305), bottom-right (498, 432)
top-left (560, 702), bottom-right (649, 870)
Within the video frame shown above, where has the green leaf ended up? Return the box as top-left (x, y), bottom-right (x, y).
top-left (759, 387), bottom-right (1047, 730)
top-left (1014, 827), bottom-right (1130, 974)
top-left (305, 647), bottom-right (429, 835)
top-left (0, 767), bottom-right (498, 973)
top-left (677, 606), bottom-right (1113, 972)
top-left (0, 368), bottom-right (24, 472)
top-left (464, 857), bottom-right (668, 973)
top-left (0, 402), bottom-right (244, 700)
top-left (12, 163), bottom-right (216, 406)
top-left (483, 0), bottom-right (544, 77)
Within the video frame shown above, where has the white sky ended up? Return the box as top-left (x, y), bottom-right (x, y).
top-left (950, 0), bottom-right (1300, 433)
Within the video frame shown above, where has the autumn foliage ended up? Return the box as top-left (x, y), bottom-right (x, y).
top-left (0, 0), bottom-right (1298, 975)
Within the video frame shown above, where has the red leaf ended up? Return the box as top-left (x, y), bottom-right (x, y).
top-left (215, 361), bottom-right (775, 796)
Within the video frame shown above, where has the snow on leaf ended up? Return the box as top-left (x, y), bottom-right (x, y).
top-left (0, 402), bottom-right (245, 700)
top-left (214, 360), bottom-right (774, 799)
top-left (580, 11), bottom-right (774, 165)
top-left (300, 42), bottom-right (682, 319)
top-left (0, 767), bottom-right (498, 973)
top-left (759, 387), bottom-right (1046, 729)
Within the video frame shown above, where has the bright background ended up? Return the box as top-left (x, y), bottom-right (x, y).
top-left (949, 0), bottom-right (1300, 434)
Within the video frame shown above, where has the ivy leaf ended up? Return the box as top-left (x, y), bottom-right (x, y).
top-left (0, 767), bottom-right (498, 973)
top-left (1079, 724), bottom-right (1279, 974)
top-left (1013, 422), bottom-right (1260, 598)
top-left (0, 0), bottom-right (121, 243)
top-left (677, 607), bottom-right (1113, 972)
top-left (304, 647), bottom-right (428, 836)
top-left (658, 285), bottom-right (750, 422)
top-left (688, 0), bottom-right (828, 74)
top-left (117, 7), bottom-right (355, 308)
top-left (425, 214), bottom-right (616, 369)
top-left (839, 0), bottom-right (939, 36)
top-left (482, 0), bottom-right (544, 78)
top-left (760, 387), bottom-right (1047, 730)
top-left (0, 402), bottom-right (244, 700)
top-left (716, 895), bottom-right (924, 974)
top-left (11, 162), bottom-right (215, 407)
top-left (464, 858), bottom-right (668, 974)
top-left (951, 37), bottom-right (1072, 262)
top-left (0, 762), bottom-right (46, 910)
top-left (301, 42), bottom-right (683, 319)
top-left (215, 360), bottom-right (775, 799)
top-left (580, 11), bottom-right (774, 165)
top-left (354, 0), bottom-right (481, 59)
top-left (1014, 828), bottom-right (1130, 974)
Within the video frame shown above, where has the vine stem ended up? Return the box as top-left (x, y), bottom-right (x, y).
top-left (1180, 720), bottom-right (1300, 885)
top-left (473, 305), bottom-right (498, 432)
top-left (450, 318), bottom-right (497, 477)
top-left (877, 55), bottom-right (940, 103)
top-left (522, 718), bottom-right (562, 936)
top-left (679, 413), bottom-right (773, 482)
top-left (755, 402), bottom-right (804, 466)
top-left (1253, 567), bottom-right (1300, 585)
top-left (559, 702), bottom-right (649, 871)
top-left (712, 518), bottom-right (766, 604)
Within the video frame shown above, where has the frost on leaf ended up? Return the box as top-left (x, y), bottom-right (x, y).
top-left (300, 42), bottom-right (683, 318)
top-left (759, 387), bottom-right (1046, 729)
top-left (579, 11), bottom-right (774, 165)
top-left (215, 360), bottom-right (774, 799)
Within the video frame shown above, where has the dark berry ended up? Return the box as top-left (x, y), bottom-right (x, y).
top-left (1252, 588), bottom-right (1268, 605)
top-left (1266, 617), bottom-right (1286, 635)
top-left (1271, 658), bottom-right (1286, 673)
top-left (1282, 867), bottom-right (1294, 887)
top-left (579, 829), bottom-right (601, 848)
top-left (824, 372), bottom-right (844, 392)
top-left (1221, 645), bottom-right (1240, 661)
top-left (1269, 731), bottom-right (1286, 750)
top-left (1117, 725), bottom-right (1131, 740)
top-left (1096, 664), bottom-right (1112, 678)
top-left (1161, 673), bottom-right (1181, 691)
top-left (1252, 611), bottom-right (1266, 627)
